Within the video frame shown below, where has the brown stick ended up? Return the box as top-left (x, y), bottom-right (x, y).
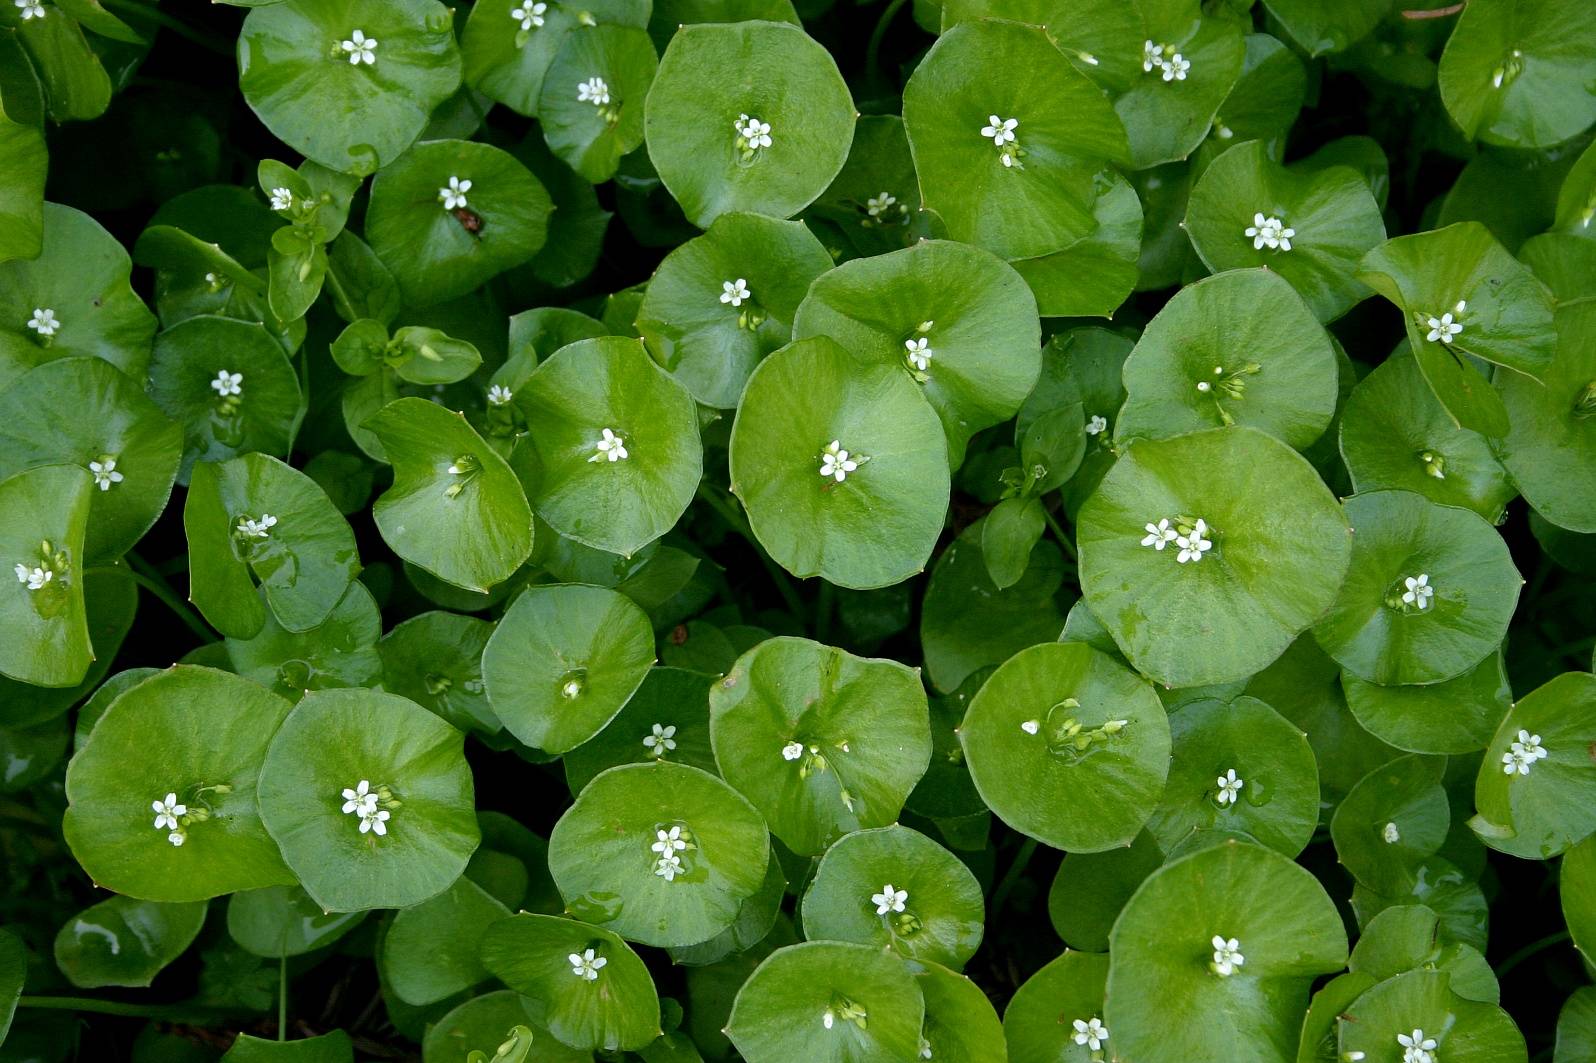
top-left (1401, 3), bottom-right (1465, 18)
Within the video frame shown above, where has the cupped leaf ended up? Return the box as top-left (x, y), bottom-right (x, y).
top-left (538, 25), bottom-right (656, 183)
top-left (481, 583), bottom-right (655, 754)
top-left (383, 874), bottom-right (508, 1005)
top-left (257, 687), bottom-right (479, 912)
top-left (379, 611), bottom-right (502, 736)
top-left (423, 990), bottom-right (588, 1063)
top-left (5, 570), bottom-right (135, 730)
top-left (708, 636), bottom-right (931, 856)
top-left (1261, 0), bottom-right (1390, 56)
top-left (807, 115), bottom-right (926, 259)
top-left (728, 335), bottom-right (949, 589)
top-left (1114, 269), bottom-right (1339, 450)
top-left (1348, 905), bottom-right (1500, 1004)
top-left (225, 582), bottom-right (384, 701)
top-left (510, 336), bottom-right (701, 558)
top-left (63, 666), bottom-right (297, 901)
top-left (366, 397), bottom-right (535, 593)
top-left (644, 21), bottom-right (854, 227)
top-left (0, 464), bottom-right (94, 688)
top-left (334, 320), bottom-right (483, 386)
top-left (960, 641), bottom-right (1169, 853)
top-left (1078, 426), bottom-right (1353, 688)
top-left (793, 239), bottom-right (1041, 466)
top-left (366, 139), bottom-right (552, 306)
top-left (238, 0), bottom-right (463, 175)
top-left (222, 1032), bottom-right (355, 1062)
top-left (1007, 167), bottom-right (1143, 319)
top-left (1002, 949), bottom-right (1108, 1063)
top-left (636, 212), bottom-right (832, 409)
top-left (1349, 854), bottom-right (1490, 956)
top-left (0, 103), bottom-right (45, 265)
top-left (1472, 671), bottom-right (1596, 860)
top-left (1311, 490), bottom-right (1520, 686)
top-left (1331, 754), bottom-right (1450, 894)
top-left (1343, 649), bottom-right (1511, 755)
top-left (226, 885), bottom-right (366, 958)
top-left (462, 0), bottom-right (649, 118)
top-left (914, 963), bottom-right (1004, 1063)
top-left (53, 895), bottom-right (206, 988)
top-left (563, 665), bottom-right (716, 794)
top-left (1337, 970), bottom-right (1526, 1063)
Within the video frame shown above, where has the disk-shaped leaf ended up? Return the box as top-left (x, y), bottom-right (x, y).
top-left (481, 583), bottom-right (655, 754)
top-left (808, 115), bottom-right (924, 259)
top-left (366, 139), bottom-right (552, 306)
top-left (644, 21), bottom-right (855, 227)
top-left (379, 611), bottom-right (501, 736)
top-left (1106, 841), bottom-right (1348, 1063)
top-left (11, 573), bottom-right (137, 732)
top-left (1312, 491), bottom-right (1520, 686)
top-left (1047, 830), bottom-right (1163, 952)
top-left (1349, 854), bottom-right (1490, 956)
top-left (537, 25), bottom-right (656, 183)
top-left (53, 895), bottom-right (206, 988)
top-left (708, 637), bottom-right (931, 856)
top-left (366, 397), bottom-right (535, 592)
top-left (146, 315), bottom-right (303, 482)
top-left (0, 203), bottom-right (156, 391)
top-left (238, 0), bottom-right (463, 175)
top-left (1337, 970), bottom-right (1526, 1063)
top-left (1343, 649), bottom-right (1511, 755)
top-left (63, 666), bottom-right (296, 901)
top-left (901, 21), bottom-right (1127, 261)
top-left (1007, 168), bottom-right (1143, 319)
top-left (914, 963), bottom-right (1003, 1063)
top-left (383, 874), bottom-right (508, 1005)
top-left (0, 107), bottom-right (44, 265)
top-left (226, 886), bottom-right (366, 958)
top-left (636, 212), bottom-right (832, 409)
top-left (1340, 350), bottom-right (1516, 523)
top-left (1563, 836), bottom-right (1596, 967)
top-left (800, 825), bottom-right (983, 969)
top-left (222, 1033), bottom-right (355, 1063)
top-left (563, 666), bottom-right (716, 794)
top-left (1145, 695), bottom-right (1318, 858)
top-left (550, 761), bottom-right (769, 947)
top-left (1348, 905), bottom-right (1500, 1004)
top-left (667, 848), bottom-right (786, 967)
top-left (728, 335), bottom-right (949, 589)
top-left (1472, 671), bottom-right (1596, 860)
top-left (793, 239), bottom-right (1042, 465)
top-left (480, 913), bottom-right (661, 1053)
top-left (510, 336), bottom-right (701, 558)
top-left (1115, 269), bottom-right (1338, 450)
top-left (0, 464), bottom-right (95, 688)
top-left (726, 941), bottom-right (925, 1063)
top-left (1078, 426), bottom-right (1352, 687)
top-left (226, 582), bottom-right (384, 701)
top-left (960, 641), bottom-right (1169, 853)
top-left (1331, 754), bottom-right (1450, 894)
top-left (257, 688), bottom-right (479, 912)
top-left (907, 671), bottom-right (991, 821)
top-left (1261, 0), bottom-right (1388, 56)
top-left (1207, 34), bottom-right (1308, 150)
top-left (1186, 141), bottom-right (1385, 321)
top-left (423, 990), bottom-right (586, 1063)
top-left (1003, 949), bottom-right (1107, 1063)
top-left (462, 0), bottom-right (649, 118)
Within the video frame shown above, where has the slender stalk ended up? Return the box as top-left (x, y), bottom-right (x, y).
top-left (694, 485), bottom-right (808, 621)
top-left (865, 0), bottom-right (911, 83)
top-left (100, 0), bottom-right (233, 56)
top-left (815, 581), bottom-right (835, 643)
top-left (18, 996), bottom-right (233, 1021)
top-left (278, 955), bottom-right (288, 1042)
top-left (1040, 506), bottom-right (1079, 563)
top-left (1495, 930), bottom-right (1571, 980)
top-left (989, 837), bottom-right (1039, 922)
top-left (119, 556), bottom-right (216, 643)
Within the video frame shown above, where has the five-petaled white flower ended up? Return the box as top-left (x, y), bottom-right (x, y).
top-left (14, 564), bottom-right (51, 591)
top-left (651, 826), bottom-right (688, 855)
top-left (89, 457), bottom-right (124, 491)
top-left (237, 514), bottom-right (278, 538)
top-left (734, 114), bottom-right (772, 149)
top-left (905, 337), bottom-right (932, 372)
top-left (269, 187), bottom-right (294, 212)
top-left (569, 948), bottom-right (607, 981)
top-left (655, 853), bottom-right (684, 880)
top-left (1072, 1017), bottom-right (1109, 1052)
top-left (1425, 310), bottom-right (1463, 343)
top-left (589, 427), bottom-right (628, 463)
top-left (866, 192), bottom-right (897, 217)
top-left (359, 807), bottom-right (390, 835)
top-left (152, 792), bottom-right (187, 832)
top-left (341, 780), bottom-right (377, 816)
top-left (819, 440), bottom-right (859, 483)
top-left (577, 76), bottom-right (610, 105)
top-left (1401, 573), bottom-right (1433, 610)
top-left (1244, 212), bottom-right (1294, 251)
top-left (1142, 40), bottom-right (1164, 72)
top-left (1211, 935), bottom-right (1245, 976)
top-left (340, 29), bottom-right (378, 65)
top-left (26, 307), bottom-right (59, 337)
top-left (487, 384), bottom-right (513, 406)
top-left (643, 723), bottom-right (677, 757)
top-left (438, 176), bottom-right (472, 211)
top-left (211, 370), bottom-right (243, 397)
top-left (1085, 414), bottom-right (1108, 436)
top-left (1177, 519), bottom-right (1212, 564)
top-left (1502, 729), bottom-right (1548, 776)
top-left (1398, 1028), bottom-right (1437, 1063)
top-left (781, 740), bottom-right (805, 761)
top-left (871, 883), bottom-right (908, 915)
top-left (15, 0), bottom-right (45, 19)
top-left (1161, 53), bottom-right (1191, 81)
top-left (1216, 768), bottom-right (1243, 806)
top-left (1142, 519), bottom-right (1177, 550)
top-left (981, 114), bottom-right (1018, 147)
top-left (511, 0), bottom-right (547, 30)
top-left (720, 278), bottom-right (751, 307)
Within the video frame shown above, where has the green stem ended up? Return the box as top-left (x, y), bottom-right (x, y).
top-left (815, 581), bottom-right (835, 644)
top-left (1040, 505), bottom-right (1078, 563)
top-left (278, 955), bottom-right (288, 1041)
top-left (18, 996), bottom-right (233, 1021)
top-left (100, 0), bottom-right (233, 56)
top-left (117, 556), bottom-right (216, 643)
top-left (865, 0), bottom-right (911, 83)
top-left (695, 485), bottom-right (808, 620)
top-left (1495, 930), bottom-right (1571, 980)
top-left (989, 837), bottom-right (1039, 921)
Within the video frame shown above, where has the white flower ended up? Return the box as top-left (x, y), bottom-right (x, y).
top-left (15, 0), bottom-right (45, 20)
top-left (1425, 312), bottom-right (1462, 343)
top-left (866, 192), bottom-right (897, 217)
top-left (980, 114), bottom-right (1018, 146)
top-left (819, 440), bottom-right (859, 483)
top-left (487, 384), bottom-right (513, 406)
top-left (822, 1009), bottom-right (835, 1030)
top-left (720, 278), bottom-right (751, 307)
top-left (871, 883), bottom-right (908, 915)
top-left (89, 457), bottom-right (124, 492)
top-left (1020, 719), bottom-right (1040, 735)
top-left (1216, 768), bottom-right (1243, 806)
top-left (340, 29), bottom-right (378, 65)
top-left (1176, 519), bottom-right (1212, 564)
top-left (269, 187), bottom-right (294, 212)
top-left (25, 307), bottom-right (59, 337)
top-left (905, 337), bottom-right (932, 372)
top-left (1086, 415), bottom-right (1108, 436)
top-left (651, 826), bottom-right (688, 854)
top-left (1397, 1028), bottom-right (1437, 1063)
top-left (168, 831), bottom-right (186, 846)
top-left (359, 807), bottom-right (390, 835)
top-left (654, 853), bottom-right (684, 880)
top-left (781, 740), bottom-right (805, 761)
top-left (1401, 573), bottom-right (1433, 610)
top-left (511, 0), bottom-right (546, 30)
top-left (1211, 935), bottom-right (1245, 976)
top-left (577, 77), bottom-right (610, 105)
top-left (236, 514), bottom-right (278, 539)
top-left (1141, 518), bottom-right (1177, 550)
top-left (341, 780), bottom-right (377, 816)
top-left (1161, 53), bottom-right (1191, 81)
top-left (734, 114), bottom-right (772, 149)
top-left (569, 948), bottom-right (607, 981)
top-left (1142, 40), bottom-right (1164, 72)
top-left (210, 370), bottom-right (243, 397)
top-left (438, 175), bottom-right (472, 211)
top-left (15, 564), bottom-right (50, 591)
top-left (643, 723), bottom-right (677, 757)
top-left (920, 1036), bottom-right (933, 1059)
top-left (1072, 1017), bottom-right (1109, 1051)
top-left (588, 427), bottom-right (628, 463)
top-left (1502, 729), bottom-right (1548, 776)
top-left (152, 792), bottom-right (187, 832)
top-left (1244, 213), bottom-right (1293, 251)
top-left (1384, 821), bottom-right (1402, 843)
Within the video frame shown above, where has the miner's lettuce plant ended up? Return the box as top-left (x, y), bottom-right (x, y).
top-left (1, 0), bottom-right (1596, 1061)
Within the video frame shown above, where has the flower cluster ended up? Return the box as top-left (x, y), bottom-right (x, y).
top-left (236, 514), bottom-right (278, 539)
top-left (151, 792), bottom-right (188, 847)
top-left (1244, 212), bottom-right (1295, 251)
top-left (340, 779), bottom-right (393, 836)
top-left (1398, 1028), bottom-right (1437, 1063)
top-left (979, 114), bottom-right (1022, 168)
top-left (1141, 517), bottom-right (1212, 564)
top-left (14, 540), bottom-right (69, 594)
top-left (819, 440), bottom-right (865, 483)
top-left (1142, 40), bottom-right (1190, 82)
top-left (1501, 729), bottom-right (1548, 776)
top-left (651, 825), bottom-right (690, 881)
top-left (734, 114), bottom-right (772, 152)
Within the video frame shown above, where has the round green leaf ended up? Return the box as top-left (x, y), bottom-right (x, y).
top-left (1343, 649), bottom-right (1511, 755)
top-left (1047, 830), bottom-right (1163, 952)
top-left (1007, 167), bottom-right (1143, 320)
top-left (63, 665), bottom-right (297, 901)
top-left (1348, 905), bottom-right (1500, 1004)
top-left (239, 0), bottom-right (463, 175)
top-left (1078, 426), bottom-right (1353, 688)
top-left (1349, 854), bottom-right (1490, 956)
top-left (667, 847), bottom-right (787, 967)
top-left (0, 106), bottom-right (45, 265)
top-left (0, 464), bottom-right (95, 688)
top-left (1311, 490), bottom-right (1520, 686)
top-left (913, 963), bottom-right (1003, 1063)
top-left (562, 665), bottom-right (716, 794)
top-left (510, 336), bottom-right (702, 558)
top-left (226, 885), bottom-right (366, 958)
top-left (481, 583), bottom-right (655, 754)
top-left (222, 1032), bottom-right (355, 1063)
top-left (1261, 0), bottom-right (1389, 56)
top-left (462, 0), bottom-right (649, 118)
top-left (383, 874), bottom-right (509, 1005)
top-left (644, 21), bottom-right (855, 227)
top-left (1338, 970), bottom-right (1526, 1063)
top-left (226, 581), bottom-right (384, 701)
top-left (800, 824), bottom-right (983, 969)
top-left (1331, 754), bottom-right (1450, 894)
top-left (537, 25), bottom-right (656, 183)
top-left (1002, 949), bottom-right (1107, 1063)
top-left (728, 335), bottom-right (949, 589)
top-left (379, 611), bottom-right (502, 736)
top-left (1472, 671), bottom-right (1596, 859)
top-left (257, 687), bottom-right (480, 912)
top-left (960, 641), bottom-right (1169, 853)
top-left (423, 990), bottom-right (589, 1063)
top-left (53, 895), bottom-right (206, 989)
top-left (708, 636), bottom-right (931, 856)
top-left (807, 114), bottom-right (925, 259)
